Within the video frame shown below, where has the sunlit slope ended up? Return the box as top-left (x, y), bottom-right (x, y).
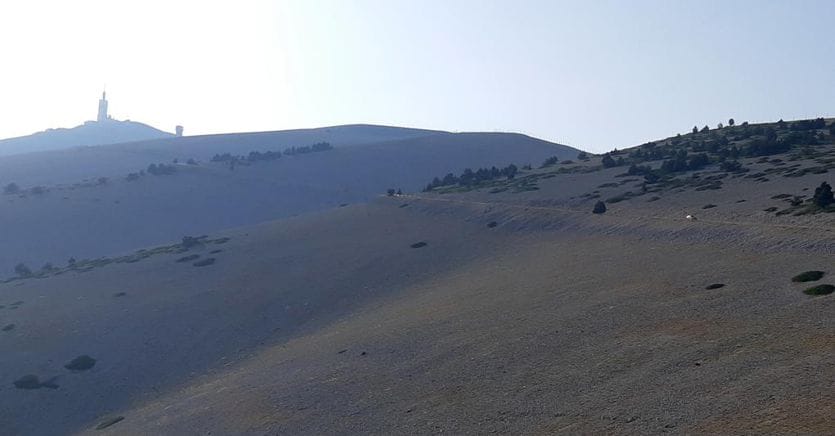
top-left (0, 129), bottom-right (575, 273)
top-left (1, 195), bottom-right (831, 435)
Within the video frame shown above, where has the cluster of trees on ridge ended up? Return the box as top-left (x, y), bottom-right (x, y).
top-left (595, 117), bottom-right (833, 181)
top-left (211, 142), bottom-right (333, 163)
top-left (423, 164), bottom-right (519, 191)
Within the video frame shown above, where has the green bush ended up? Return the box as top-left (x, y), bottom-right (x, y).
top-left (176, 254), bottom-right (200, 263)
top-left (791, 270), bottom-right (825, 282)
top-left (813, 182), bottom-right (834, 207)
top-left (181, 236), bottom-right (203, 249)
top-left (64, 355), bottom-right (96, 371)
top-left (803, 284), bottom-right (835, 295)
top-left (14, 263), bottom-right (32, 277)
top-left (540, 156), bottom-right (559, 167)
top-left (4, 183), bottom-right (20, 195)
top-left (193, 258), bottom-right (216, 267)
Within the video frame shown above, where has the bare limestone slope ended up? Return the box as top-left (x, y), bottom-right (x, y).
top-left (1, 118), bottom-right (833, 434)
top-left (1, 193), bottom-right (832, 435)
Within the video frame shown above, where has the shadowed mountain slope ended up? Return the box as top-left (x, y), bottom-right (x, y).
top-left (0, 124), bottom-right (442, 186)
top-left (0, 126), bottom-right (576, 273)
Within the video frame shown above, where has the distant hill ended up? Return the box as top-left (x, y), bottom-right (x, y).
top-left (0, 124), bottom-right (578, 271)
top-left (0, 124), bottom-right (445, 186)
top-left (0, 120), bottom-right (174, 156)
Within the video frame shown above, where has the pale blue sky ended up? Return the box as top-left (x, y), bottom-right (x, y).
top-left (0, 0), bottom-right (832, 152)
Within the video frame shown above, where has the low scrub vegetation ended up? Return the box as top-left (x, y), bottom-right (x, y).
top-left (3, 182), bottom-right (20, 195)
top-left (147, 163), bottom-right (177, 175)
top-left (211, 142), bottom-right (332, 163)
top-left (193, 258), bottom-right (216, 267)
top-left (540, 156), bottom-right (560, 168)
top-left (791, 271), bottom-right (825, 282)
top-left (176, 254), bottom-right (201, 263)
top-left (803, 284), bottom-right (835, 296)
top-left (423, 164), bottom-right (519, 192)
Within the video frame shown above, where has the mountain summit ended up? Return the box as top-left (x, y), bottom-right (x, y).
top-left (0, 92), bottom-right (175, 156)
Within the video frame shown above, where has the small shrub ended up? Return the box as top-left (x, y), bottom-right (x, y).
top-left (13, 375), bottom-right (43, 390)
top-left (813, 182), bottom-right (834, 207)
top-left (181, 236), bottom-right (201, 249)
top-left (791, 270), bottom-right (825, 282)
top-left (14, 263), bottom-right (32, 277)
top-left (803, 284), bottom-right (835, 296)
top-left (540, 156), bottom-right (560, 167)
top-left (64, 355), bottom-right (96, 371)
top-left (176, 254), bottom-right (200, 263)
top-left (3, 183), bottom-right (20, 195)
top-left (193, 258), bottom-right (216, 267)
top-left (592, 201), bottom-right (607, 214)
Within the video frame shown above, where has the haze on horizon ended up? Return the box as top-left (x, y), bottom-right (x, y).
top-left (0, 0), bottom-right (832, 153)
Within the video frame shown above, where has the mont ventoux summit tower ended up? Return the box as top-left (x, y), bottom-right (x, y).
top-left (95, 90), bottom-right (183, 137)
top-left (97, 91), bottom-right (110, 123)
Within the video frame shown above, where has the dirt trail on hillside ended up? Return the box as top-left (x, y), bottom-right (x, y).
top-left (396, 194), bottom-right (835, 233)
top-left (391, 193), bottom-right (835, 257)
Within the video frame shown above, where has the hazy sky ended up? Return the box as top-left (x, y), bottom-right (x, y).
top-left (0, 0), bottom-right (832, 152)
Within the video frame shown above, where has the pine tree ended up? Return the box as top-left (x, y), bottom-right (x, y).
top-left (813, 182), bottom-right (834, 208)
top-left (601, 154), bottom-right (617, 168)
